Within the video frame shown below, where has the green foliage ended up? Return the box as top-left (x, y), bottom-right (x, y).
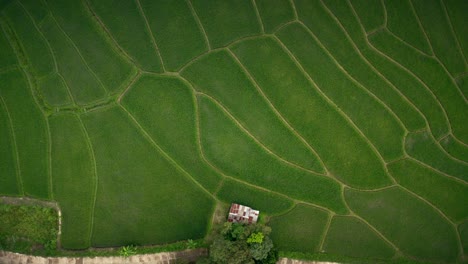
top-left (119, 245), bottom-right (137, 257)
top-left (247, 232), bottom-right (264, 244)
top-left (0, 204), bottom-right (58, 254)
top-left (209, 222), bottom-right (277, 264)
top-left (186, 239), bottom-right (197, 249)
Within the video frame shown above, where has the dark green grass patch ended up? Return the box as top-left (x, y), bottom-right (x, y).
top-left (323, 216), bottom-right (395, 260)
top-left (88, 0), bottom-right (163, 73)
top-left (0, 22), bottom-right (16, 69)
top-left (0, 70), bottom-right (48, 198)
top-left (46, 0), bottom-right (134, 94)
top-left (405, 131), bottom-right (468, 182)
top-left (322, 0), bottom-right (426, 134)
top-left (81, 106), bottom-right (214, 247)
top-left (216, 178), bottom-right (294, 215)
top-left (456, 74), bottom-right (468, 102)
top-left (121, 74), bottom-right (221, 193)
top-left (384, 0), bottom-right (433, 55)
top-left (191, 0), bottom-right (261, 48)
top-left (440, 134), bottom-right (468, 162)
top-left (345, 187), bottom-right (459, 262)
top-left (0, 203), bottom-right (58, 254)
top-left (231, 36), bottom-right (391, 189)
top-left (37, 74), bottom-right (72, 107)
top-left (2, 1), bottom-right (54, 77)
top-left (348, 0), bottom-right (384, 32)
top-left (412, 0), bottom-right (466, 76)
top-left (198, 96), bottom-right (346, 214)
top-left (49, 113), bottom-right (94, 249)
top-left (139, 0), bottom-right (206, 71)
top-left (277, 22), bottom-right (406, 161)
top-left (269, 204), bottom-right (328, 252)
top-left (181, 49), bottom-right (325, 174)
top-left (369, 29), bottom-right (468, 143)
top-left (255, 0), bottom-right (295, 33)
top-left (388, 159), bottom-right (468, 222)
top-left (459, 220), bottom-right (468, 258)
top-left (39, 16), bottom-right (106, 105)
top-left (0, 97), bottom-right (18, 195)
top-left (16, 0), bottom-right (48, 24)
top-left (444, 0), bottom-right (468, 62)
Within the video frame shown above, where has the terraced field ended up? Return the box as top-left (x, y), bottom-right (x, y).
top-left (0, 0), bottom-right (466, 263)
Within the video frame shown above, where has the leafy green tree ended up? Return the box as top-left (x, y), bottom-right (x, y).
top-left (208, 222), bottom-right (278, 264)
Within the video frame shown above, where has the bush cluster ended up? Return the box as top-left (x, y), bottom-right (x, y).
top-left (0, 203), bottom-right (58, 254)
top-left (203, 222), bottom-right (278, 264)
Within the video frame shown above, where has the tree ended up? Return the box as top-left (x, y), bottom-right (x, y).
top-left (208, 222), bottom-right (278, 264)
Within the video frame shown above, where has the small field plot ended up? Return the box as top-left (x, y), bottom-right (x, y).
top-left (269, 204), bottom-right (329, 252)
top-left (345, 187), bottom-right (459, 262)
top-left (49, 113), bottom-right (94, 249)
top-left (81, 106), bottom-right (214, 246)
top-left (0, 70), bottom-right (48, 199)
top-left (323, 216), bottom-right (395, 259)
top-left (121, 74), bottom-right (221, 193)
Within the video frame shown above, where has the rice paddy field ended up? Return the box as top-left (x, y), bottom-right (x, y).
top-left (0, 0), bottom-right (467, 263)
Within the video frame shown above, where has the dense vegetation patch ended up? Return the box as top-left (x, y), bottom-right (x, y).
top-left (0, 203), bottom-right (58, 254)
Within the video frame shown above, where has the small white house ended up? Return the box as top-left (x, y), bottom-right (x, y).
top-left (227, 203), bottom-right (259, 224)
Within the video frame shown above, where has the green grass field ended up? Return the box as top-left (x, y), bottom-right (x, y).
top-left (0, 0), bottom-right (466, 263)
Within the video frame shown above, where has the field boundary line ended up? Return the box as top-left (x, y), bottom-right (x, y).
top-left (318, 212), bottom-right (334, 252)
top-left (439, 0), bottom-right (468, 68)
top-left (407, 0), bottom-right (435, 56)
top-left (409, 129), bottom-right (468, 166)
top-left (447, 132), bottom-right (468, 148)
top-left (380, 0), bottom-right (387, 27)
top-left (56, 72), bottom-right (77, 106)
top-left (398, 185), bottom-right (457, 226)
top-left (397, 185), bottom-right (464, 259)
top-left (185, 76), bottom-right (228, 195)
top-left (3, 13), bottom-right (54, 198)
top-left (409, 1), bottom-right (467, 103)
top-left (117, 71), bottom-right (141, 103)
top-left (184, 95), bottom-right (332, 214)
top-left (365, 28), bottom-right (453, 140)
top-left (77, 115), bottom-right (98, 247)
top-left (45, 118), bottom-right (53, 200)
top-left (294, 16), bottom-right (409, 161)
top-left (46, 9), bottom-right (109, 96)
top-left (134, 0), bottom-right (166, 72)
top-left (409, 0), bottom-right (466, 103)
top-left (406, 156), bottom-right (468, 186)
top-left (342, 188), bottom-right (401, 256)
top-left (289, 0), bottom-right (298, 20)
top-left (16, 1), bottom-right (59, 75)
top-left (198, 92), bottom-right (327, 177)
top-left (385, 29), bottom-right (434, 58)
top-left (272, 34), bottom-right (396, 186)
top-left (187, 0), bottom-right (211, 51)
top-left (226, 48), bottom-right (329, 175)
top-left (119, 104), bottom-right (216, 200)
top-left (83, 0), bottom-right (144, 72)
top-left (346, 0), bottom-right (453, 151)
top-left (322, 0), bottom-right (427, 134)
top-left (251, 0), bottom-right (264, 34)
top-left (0, 94), bottom-right (23, 196)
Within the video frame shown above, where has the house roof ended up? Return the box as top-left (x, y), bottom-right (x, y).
top-left (227, 203), bottom-right (259, 224)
